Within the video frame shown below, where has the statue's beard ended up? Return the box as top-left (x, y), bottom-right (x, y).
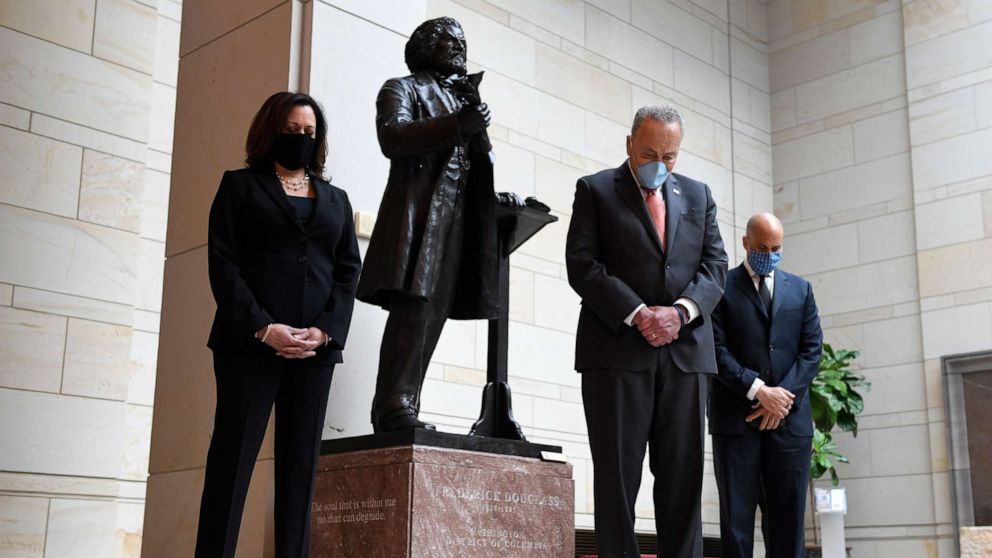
top-left (432, 53), bottom-right (466, 76)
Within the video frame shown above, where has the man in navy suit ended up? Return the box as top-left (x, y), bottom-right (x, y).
top-left (567, 105), bottom-right (727, 558)
top-left (710, 212), bottom-right (823, 558)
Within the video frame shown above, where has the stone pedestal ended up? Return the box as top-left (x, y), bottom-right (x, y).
top-left (961, 527), bottom-right (992, 558)
top-left (309, 434), bottom-right (574, 557)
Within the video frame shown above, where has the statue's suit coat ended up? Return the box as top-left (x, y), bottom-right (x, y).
top-left (357, 70), bottom-right (497, 320)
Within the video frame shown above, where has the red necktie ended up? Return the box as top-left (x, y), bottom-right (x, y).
top-left (645, 190), bottom-right (667, 251)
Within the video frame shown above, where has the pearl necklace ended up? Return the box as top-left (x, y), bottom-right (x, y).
top-left (276, 170), bottom-right (309, 192)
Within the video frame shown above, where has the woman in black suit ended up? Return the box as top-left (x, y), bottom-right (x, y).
top-left (195, 92), bottom-right (361, 558)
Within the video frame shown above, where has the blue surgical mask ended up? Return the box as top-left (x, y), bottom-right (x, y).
top-left (748, 250), bottom-right (782, 276)
top-left (635, 160), bottom-right (669, 190)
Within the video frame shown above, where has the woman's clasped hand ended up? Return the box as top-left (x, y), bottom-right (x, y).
top-left (256, 323), bottom-right (329, 358)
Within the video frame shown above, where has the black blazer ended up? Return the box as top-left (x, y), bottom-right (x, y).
top-left (709, 264), bottom-right (823, 436)
top-left (206, 168), bottom-right (362, 364)
top-left (565, 162), bottom-right (728, 373)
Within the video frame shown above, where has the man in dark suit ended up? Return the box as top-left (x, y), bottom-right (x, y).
top-left (566, 105), bottom-right (728, 558)
top-left (710, 212), bottom-right (823, 558)
top-left (357, 17), bottom-right (497, 432)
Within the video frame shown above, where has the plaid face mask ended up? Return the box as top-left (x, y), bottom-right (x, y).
top-left (747, 250), bottom-right (782, 276)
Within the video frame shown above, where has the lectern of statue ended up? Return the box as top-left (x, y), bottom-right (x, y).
top-left (357, 17), bottom-right (498, 432)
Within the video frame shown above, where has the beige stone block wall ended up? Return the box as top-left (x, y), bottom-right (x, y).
top-left (904, 0), bottom-right (992, 555)
top-left (0, 1), bottom-right (181, 556)
top-left (769, 1), bottom-right (930, 557)
top-left (769, 0), bottom-right (991, 556)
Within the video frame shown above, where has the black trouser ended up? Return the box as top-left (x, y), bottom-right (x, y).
top-left (581, 350), bottom-right (710, 558)
top-left (372, 183), bottom-right (465, 420)
top-left (195, 352), bottom-right (334, 558)
top-left (713, 428), bottom-right (812, 558)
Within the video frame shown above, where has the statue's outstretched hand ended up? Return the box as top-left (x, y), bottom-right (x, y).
top-left (495, 192), bottom-right (525, 208)
top-left (457, 103), bottom-right (490, 136)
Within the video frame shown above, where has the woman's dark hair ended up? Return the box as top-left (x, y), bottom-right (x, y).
top-left (245, 91), bottom-right (328, 176)
top-left (405, 17), bottom-right (460, 73)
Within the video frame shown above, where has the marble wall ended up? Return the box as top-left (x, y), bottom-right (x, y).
top-left (768, 0), bottom-right (992, 556)
top-left (0, 0), bottom-right (180, 556)
top-left (906, 0), bottom-right (992, 555)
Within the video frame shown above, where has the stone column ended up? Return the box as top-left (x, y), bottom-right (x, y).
top-left (902, 4), bottom-right (992, 554)
top-left (142, 2), bottom-right (308, 556)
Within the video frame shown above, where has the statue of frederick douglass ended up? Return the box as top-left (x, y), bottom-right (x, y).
top-left (357, 17), bottom-right (497, 432)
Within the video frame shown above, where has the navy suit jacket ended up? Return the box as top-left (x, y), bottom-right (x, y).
top-left (709, 263), bottom-right (823, 436)
top-left (566, 162), bottom-right (727, 373)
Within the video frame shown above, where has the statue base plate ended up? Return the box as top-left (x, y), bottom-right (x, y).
top-left (319, 428), bottom-right (563, 459)
top-left (309, 434), bottom-right (574, 557)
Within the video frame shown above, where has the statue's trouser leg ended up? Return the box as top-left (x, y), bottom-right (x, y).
top-left (372, 186), bottom-right (466, 425)
top-left (373, 294), bottom-right (433, 419)
top-left (412, 231), bottom-right (462, 412)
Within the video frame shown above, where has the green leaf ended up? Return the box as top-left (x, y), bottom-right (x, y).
top-left (819, 367), bottom-right (843, 380)
top-left (813, 429), bottom-right (829, 445)
top-left (811, 462), bottom-right (826, 479)
top-left (823, 391), bottom-right (844, 412)
top-left (846, 391), bottom-right (864, 415)
top-left (814, 415), bottom-right (834, 432)
top-left (825, 379), bottom-right (849, 394)
top-left (836, 412), bottom-right (858, 435)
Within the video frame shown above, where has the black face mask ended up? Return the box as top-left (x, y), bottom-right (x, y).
top-left (271, 133), bottom-right (316, 170)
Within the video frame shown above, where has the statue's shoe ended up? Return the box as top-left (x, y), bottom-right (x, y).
top-left (373, 411), bottom-right (436, 433)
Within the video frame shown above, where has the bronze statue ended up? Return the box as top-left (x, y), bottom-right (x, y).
top-left (358, 17), bottom-right (498, 432)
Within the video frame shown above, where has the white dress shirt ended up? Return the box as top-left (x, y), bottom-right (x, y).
top-left (742, 256), bottom-right (774, 400)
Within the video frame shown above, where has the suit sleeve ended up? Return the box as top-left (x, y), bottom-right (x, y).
top-left (677, 183), bottom-right (728, 328)
top-left (376, 78), bottom-right (466, 158)
top-left (312, 192), bottom-right (362, 351)
top-left (207, 171), bottom-right (274, 336)
top-left (776, 281), bottom-right (823, 402)
top-left (713, 296), bottom-right (762, 398)
top-left (565, 178), bottom-right (644, 332)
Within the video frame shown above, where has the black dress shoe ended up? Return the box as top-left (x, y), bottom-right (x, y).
top-left (373, 411), bottom-right (436, 433)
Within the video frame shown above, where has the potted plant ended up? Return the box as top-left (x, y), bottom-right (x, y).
top-left (805, 343), bottom-right (870, 557)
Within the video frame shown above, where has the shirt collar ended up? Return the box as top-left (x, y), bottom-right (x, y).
top-left (435, 72), bottom-right (462, 86)
top-left (743, 256), bottom-right (775, 280)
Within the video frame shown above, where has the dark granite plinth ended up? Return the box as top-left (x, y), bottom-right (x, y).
top-left (309, 443), bottom-right (575, 557)
top-left (319, 429), bottom-right (563, 459)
